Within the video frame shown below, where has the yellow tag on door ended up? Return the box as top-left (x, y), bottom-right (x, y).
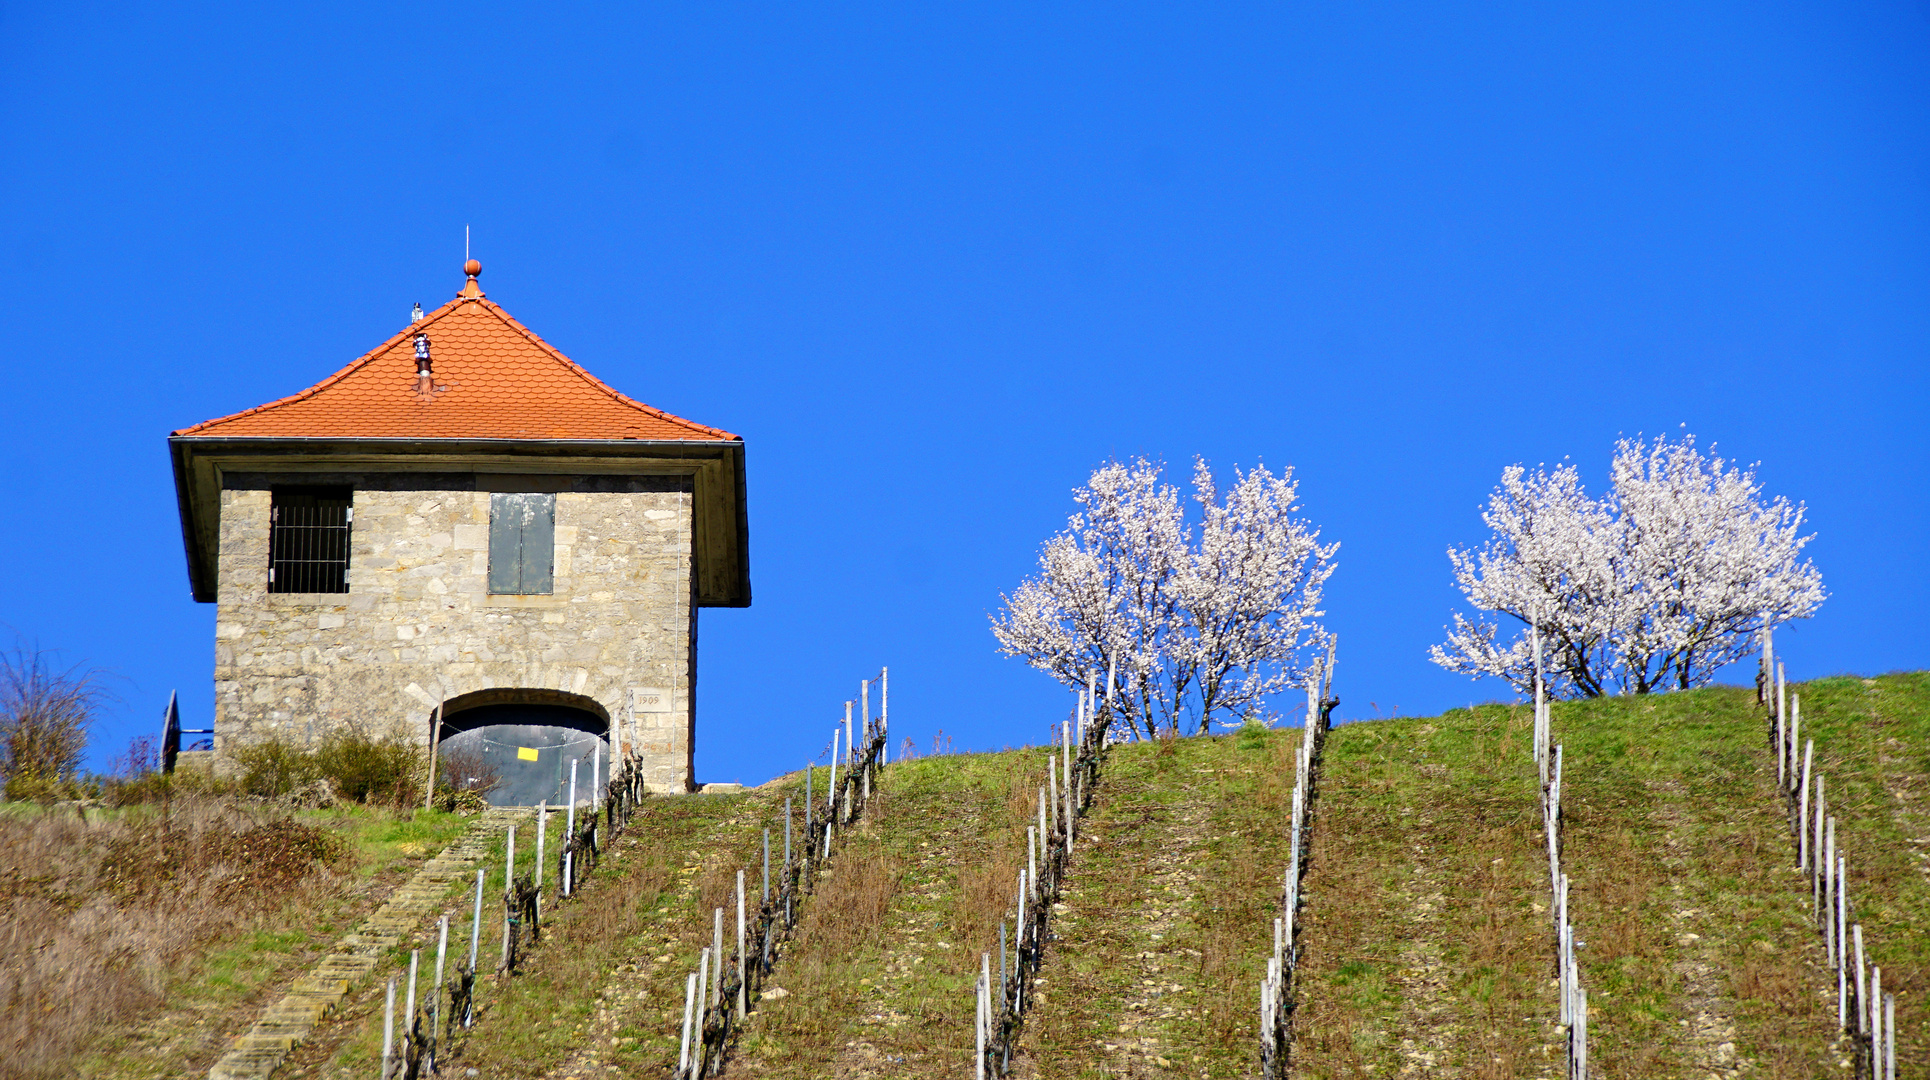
top-left (517, 747), bottom-right (539, 761)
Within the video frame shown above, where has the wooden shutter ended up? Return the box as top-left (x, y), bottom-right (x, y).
top-left (488, 494), bottom-right (522, 593)
top-left (519, 494), bottom-right (555, 593)
top-left (489, 493), bottom-right (556, 595)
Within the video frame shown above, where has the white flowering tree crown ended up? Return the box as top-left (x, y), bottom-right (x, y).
top-left (992, 457), bottom-right (1337, 738)
top-left (1431, 433), bottom-right (1824, 697)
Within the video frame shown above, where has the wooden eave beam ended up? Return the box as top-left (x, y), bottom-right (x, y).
top-left (168, 436), bottom-right (750, 608)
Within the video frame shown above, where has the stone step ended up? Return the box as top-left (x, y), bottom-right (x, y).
top-left (205, 813), bottom-right (514, 1080)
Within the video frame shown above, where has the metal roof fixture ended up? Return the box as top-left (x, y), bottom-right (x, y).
top-left (413, 332), bottom-right (433, 394)
top-left (411, 302), bottom-right (423, 323)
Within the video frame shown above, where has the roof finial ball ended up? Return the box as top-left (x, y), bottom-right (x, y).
top-left (464, 258), bottom-right (482, 279)
top-left (457, 258), bottom-right (484, 298)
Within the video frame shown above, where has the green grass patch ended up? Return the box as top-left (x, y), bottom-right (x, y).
top-left (1292, 707), bottom-right (1549, 1079)
top-left (1018, 728), bottom-right (1309, 1078)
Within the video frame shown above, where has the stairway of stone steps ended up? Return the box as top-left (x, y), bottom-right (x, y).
top-left (207, 807), bottom-right (532, 1080)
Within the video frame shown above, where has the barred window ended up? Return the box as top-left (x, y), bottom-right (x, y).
top-left (489, 492), bottom-right (555, 595)
top-left (269, 487), bottom-right (352, 593)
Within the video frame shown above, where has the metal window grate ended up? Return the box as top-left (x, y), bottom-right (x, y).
top-left (269, 487), bottom-right (352, 593)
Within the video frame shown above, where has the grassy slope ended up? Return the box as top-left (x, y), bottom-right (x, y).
top-left (725, 676), bottom-right (1927, 1078)
top-left (1015, 728), bottom-right (1302, 1080)
top-left (273, 804), bottom-right (558, 1078)
top-left (1553, 687), bottom-right (1840, 1077)
top-left (22, 803), bottom-right (472, 1080)
top-left (47, 672), bottom-right (1923, 1077)
top-left (724, 749), bottom-right (1037, 1080)
top-left (453, 783), bottom-right (790, 1079)
top-left (1290, 707), bottom-right (1553, 1080)
top-left (1293, 676), bottom-right (1930, 1079)
top-left (285, 785), bottom-right (787, 1078)
top-left (1779, 674), bottom-right (1928, 1065)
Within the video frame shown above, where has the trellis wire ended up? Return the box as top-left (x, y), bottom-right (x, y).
top-left (1758, 624), bottom-right (1898, 1079)
top-left (673, 667), bottom-right (892, 1078)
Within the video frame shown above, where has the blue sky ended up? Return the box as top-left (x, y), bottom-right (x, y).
top-left (1, 2), bottom-right (1925, 785)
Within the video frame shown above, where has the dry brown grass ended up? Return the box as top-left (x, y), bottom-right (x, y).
top-left (796, 841), bottom-right (901, 955)
top-left (721, 826), bottom-right (915, 1077)
top-left (946, 772), bottom-right (1035, 977)
top-left (0, 800), bottom-right (344, 1080)
top-left (551, 834), bottom-right (678, 956)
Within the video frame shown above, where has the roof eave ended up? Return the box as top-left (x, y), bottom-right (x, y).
top-left (170, 434), bottom-right (750, 607)
top-left (170, 437), bottom-right (216, 602)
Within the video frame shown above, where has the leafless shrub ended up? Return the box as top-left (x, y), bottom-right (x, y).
top-left (435, 744), bottom-right (502, 804)
top-left (0, 641), bottom-right (112, 800)
top-left (109, 735), bottom-right (157, 779)
top-left (1156, 724), bottom-right (1179, 759)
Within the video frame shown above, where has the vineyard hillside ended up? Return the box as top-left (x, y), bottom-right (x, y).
top-left (12, 675), bottom-right (1923, 1079)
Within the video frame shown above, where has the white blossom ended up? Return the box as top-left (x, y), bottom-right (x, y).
top-left (1609, 434), bottom-right (1825, 691)
top-left (992, 457), bottom-right (1336, 736)
top-left (1431, 433), bottom-right (1824, 698)
top-left (1431, 461), bottom-right (1623, 697)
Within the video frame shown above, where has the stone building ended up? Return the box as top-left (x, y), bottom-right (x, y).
top-left (169, 261), bottom-right (749, 797)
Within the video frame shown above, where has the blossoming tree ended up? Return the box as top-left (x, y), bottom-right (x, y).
top-left (992, 457), bottom-right (1337, 737)
top-left (1431, 433), bottom-right (1824, 697)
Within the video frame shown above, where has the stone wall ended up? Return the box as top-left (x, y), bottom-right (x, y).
top-left (213, 480), bottom-right (697, 792)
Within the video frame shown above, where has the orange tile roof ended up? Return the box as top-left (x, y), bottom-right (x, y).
top-left (175, 275), bottom-right (738, 442)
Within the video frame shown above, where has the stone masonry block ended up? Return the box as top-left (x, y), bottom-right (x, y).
top-left (214, 484), bottom-right (697, 790)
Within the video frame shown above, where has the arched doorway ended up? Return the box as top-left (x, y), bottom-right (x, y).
top-left (436, 691), bottom-right (609, 807)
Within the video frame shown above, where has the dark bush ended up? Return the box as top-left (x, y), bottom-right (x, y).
top-left (315, 729), bottom-right (421, 806)
top-left (234, 728), bottom-right (423, 807)
top-left (234, 739), bottom-right (321, 797)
